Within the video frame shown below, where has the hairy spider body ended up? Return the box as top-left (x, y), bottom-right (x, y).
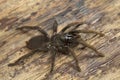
top-left (8, 20), bottom-right (104, 74)
top-left (48, 33), bottom-right (79, 55)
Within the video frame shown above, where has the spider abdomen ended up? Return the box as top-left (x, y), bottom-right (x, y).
top-left (26, 35), bottom-right (49, 50)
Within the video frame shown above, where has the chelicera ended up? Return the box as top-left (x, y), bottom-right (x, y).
top-left (8, 20), bottom-right (104, 74)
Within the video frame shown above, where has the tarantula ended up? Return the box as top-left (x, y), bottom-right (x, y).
top-left (8, 20), bottom-right (104, 74)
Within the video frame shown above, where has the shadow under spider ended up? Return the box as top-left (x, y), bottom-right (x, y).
top-left (8, 19), bottom-right (104, 78)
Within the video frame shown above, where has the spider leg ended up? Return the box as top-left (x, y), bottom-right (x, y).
top-left (69, 30), bottom-right (104, 36)
top-left (8, 49), bottom-right (43, 66)
top-left (69, 48), bottom-right (81, 72)
top-left (60, 22), bottom-right (84, 33)
top-left (49, 50), bottom-right (57, 74)
top-left (79, 37), bottom-right (104, 57)
top-left (52, 20), bottom-right (58, 35)
top-left (16, 26), bottom-right (48, 36)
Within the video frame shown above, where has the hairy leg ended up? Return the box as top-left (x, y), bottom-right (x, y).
top-left (8, 49), bottom-right (43, 66)
top-left (16, 26), bottom-right (48, 36)
top-left (69, 30), bottom-right (104, 36)
top-left (50, 50), bottom-right (57, 74)
top-left (60, 22), bottom-right (84, 33)
top-left (79, 38), bottom-right (104, 57)
top-left (69, 48), bottom-right (81, 72)
top-left (52, 20), bottom-right (58, 35)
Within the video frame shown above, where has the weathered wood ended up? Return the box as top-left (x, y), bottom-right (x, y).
top-left (0, 0), bottom-right (120, 80)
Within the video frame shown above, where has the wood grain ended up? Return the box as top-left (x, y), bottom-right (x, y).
top-left (0, 0), bottom-right (120, 80)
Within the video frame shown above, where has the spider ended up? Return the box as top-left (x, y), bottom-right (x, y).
top-left (8, 20), bottom-right (104, 74)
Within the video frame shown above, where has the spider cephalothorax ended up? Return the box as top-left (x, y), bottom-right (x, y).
top-left (8, 20), bottom-right (104, 74)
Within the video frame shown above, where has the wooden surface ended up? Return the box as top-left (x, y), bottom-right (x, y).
top-left (0, 0), bottom-right (120, 80)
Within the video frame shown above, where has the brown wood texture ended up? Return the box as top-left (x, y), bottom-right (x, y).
top-left (0, 0), bottom-right (120, 80)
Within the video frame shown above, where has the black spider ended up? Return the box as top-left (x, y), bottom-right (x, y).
top-left (8, 20), bottom-right (104, 74)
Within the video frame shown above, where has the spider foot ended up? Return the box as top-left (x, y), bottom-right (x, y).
top-left (99, 33), bottom-right (105, 37)
top-left (16, 27), bottom-right (29, 33)
top-left (8, 60), bottom-right (24, 67)
top-left (96, 52), bottom-right (104, 57)
top-left (76, 65), bottom-right (81, 72)
top-left (16, 27), bottom-right (25, 30)
top-left (8, 63), bottom-right (17, 66)
top-left (49, 69), bottom-right (54, 75)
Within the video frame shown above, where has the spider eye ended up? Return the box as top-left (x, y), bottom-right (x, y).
top-left (60, 34), bottom-right (73, 42)
top-left (65, 34), bottom-right (72, 40)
